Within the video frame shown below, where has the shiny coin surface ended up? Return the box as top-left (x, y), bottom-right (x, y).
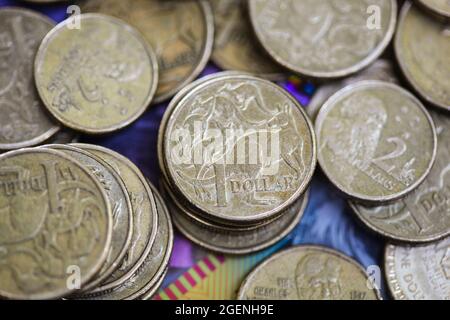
top-left (210, 0), bottom-right (285, 79)
top-left (169, 186), bottom-right (309, 254)
top-left (351, 110), bottom-right (450, 242)
top-left (72, 144), bottom-right (158, 293)
top-left (395, 1), bottom-right (450, 111)
top-left (163, 74), bottom-right (316, 224)
top-left (316, 81), bottom-right (437, 204)
top-left (249, 0), bottom-right (397, 79)
top-left (0, 8), bottom-right (59, 150)
top-left (238, 246), bottom-right (380, 300)
top-left (34, 14), bottom-right (159, 134)
top-left (308, 59), bottom-right (399, 121)
top-left (417, 0), bottom-right (450, 19)
top-left (79, 183), bottom-right (173, 300)
top-left (385, 237), bottom-right (450, 300)
top-left (43, 145), bottom-right (133, 291)
top-left (80, 0), bottom-right (213, 103)
top-left (0, 148), bottom-right (112, 300)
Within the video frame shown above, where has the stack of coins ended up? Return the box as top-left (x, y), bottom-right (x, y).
top-left (0, 144), bottom-right (173, 300)
top-left (158, 72), bottom-right (316, 254)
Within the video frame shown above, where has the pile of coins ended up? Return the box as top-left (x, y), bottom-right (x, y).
top-left (158, 71), bottom-right (316, 254)
top-left (0, 144), bottom-right (173, 300)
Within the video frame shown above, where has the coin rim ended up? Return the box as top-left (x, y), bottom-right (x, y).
top-left (0, 147), bottom-right (113, 300)
top-left (248, 0), bottom-right (398, 79)
top-left (34, 13), bottom-right (159, 134)
top-left (315, 80), bottom-right (438, 204)
top-left (415, 0), bottom-right (450, 19)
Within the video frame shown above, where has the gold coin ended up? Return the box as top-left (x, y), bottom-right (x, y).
top-left (238, 246), bottom-right (381, 300)
top-left (79, 0), bottom-right (214, 103)
top-left (34, 14), bottom-right (159, 134)
top-left (0, 148), bottom-right (112, 300)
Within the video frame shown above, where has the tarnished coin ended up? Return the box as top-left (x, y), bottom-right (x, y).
top-left (78, 183), bottom-right (173, 300)
top-left (238, 246), bottom-right (380, 300)
top-left (0, 8), bottom-right (59, 150)
top-left (316, 81), bottom-right (437, 204)
top-left (210, 0), bottom-right (285, 79)
top-left (417, 0), bottom-right (450, 19)
top-left (71, 144), bottom-right (158, 293)
top-left (307, 59), bottom-right (399, 121)
top-left (163, 74), bottom-right (316, 225)
top-left (80, 0), bottom-right (214, 103)
top-left (34, 14), bottom-right (159, 134)
top-left (42, 144), bottom-right (133, 291)
top-left (0, 148), bottom-right (112, 300)
top-left (248, 0), bottom-right (397, 79)
top-left (385, 237), bottom-right (450, 300)
top-left (351, 110), bottom-right (450, 242)
top-left (168, 185), bottom-right (309, 254)
top-left (395, 1), bottom-right (450, 111)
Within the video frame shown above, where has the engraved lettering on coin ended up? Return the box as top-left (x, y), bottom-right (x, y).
top-left (249, 0), bottom-right (397, 78)
top-left (0, 149), bottom-right (111, 300)
top-left (385, 237), bottom-right (450, 300)
top-left (0, 8), bottom-right (59, 150)
top-left (34, 14), bottom-right (158, 134)
top-left (316, 81), bottom-right (437, 203)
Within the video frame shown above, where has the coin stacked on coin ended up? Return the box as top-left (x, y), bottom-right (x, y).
top-left (158, 72), bottom-right (316, 254)
top-left (0, 144), bottom-right (173, 300)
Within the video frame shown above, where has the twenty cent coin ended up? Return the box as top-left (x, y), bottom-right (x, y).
top-left (34, 14), bottom-right (159, 134)
top-left (385, 237), bottom-right (450, 300)
top-left (316, 81), bottom-right (437, 204)
top-left (0, 8), bottom-right (59, 150)
top-left (249, 0), bottom-right (397, 79)
top-left (238, 246), bottom-right (380, 300)
top-left (0, 148), bottom-right (112, 300)
top-left (395, 1), bottom-right (450, 111)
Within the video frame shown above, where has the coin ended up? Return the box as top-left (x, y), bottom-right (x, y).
top-left (163, 74), bottom-right (316, 225)
top-left (140, 267), bottom-right (168, 300)
top-left (307, 59), bottom-right (399, 121)
top-left (417, 0), bottom-right (450, 19)
top-left (385, 237), bottom-right (450, 300)
top-left (0, 8), bottom-right (60, 150)
top-left (44, 129), bottom-right (79, 145)
top-left (0, 148), bottom-right (112, 300)
top-left (169, 185), bottom-right (309, 254)
top-left (316, 81), bottom-right (437, 204)
top-left (210, 0), bottom-right (285, 79)
top-left (248, 0), bottom-right (397, 79)
top-left (350, 110), bottom-right (450, 242)
top-left (78, 183), bottom-right (173, 300)
top-left (42, 144), bottom-right (133, 291)
top-left (237, 246), bottom-right (380, 300)
top-left (395, 1), bottom-right (450, 111)
top-left (34, 13), bottom-right (159, 134)
top-left (71, 144), bottom-right (158, 293)
top-left (79, 0), bottom-right (214, 103)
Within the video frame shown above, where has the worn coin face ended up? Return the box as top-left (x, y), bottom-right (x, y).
top-left (210, 0), bottom-right (284, 79)
top-left (385, 237), bottom-right (450, 300)
top-left (0, 8), bottom-right (59, 150)
top-left (34, 14), bottom-right (159, 134)
top-left (238, 246), bottom-right (380, 300)
top-left (80, 0), bottom-right (214, 103)
top-left (79, 184), bottom-right (172, 300)
top-left (71, 144), bottom-right (158, 293)
top-left (249, 0), bottom-right (397, 79)
top-left (308, 59), bottom-right (399, 121)
top-left (396, 2), bottom-right (450, 111)
top-left (163, 74), bottom-right (316, 224)
top-left (316, 81), bottom-right (437, 204)
top-left (351, 110), bottom-right (450, 242)
top-left (417, 0), bottom-right (450, 19)
top-left (43, 144), bottom-right (133, 291)
top-left (169, 186), bottom-right (309, 254)
top-left (0, 148), bottom-right (112, 300)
